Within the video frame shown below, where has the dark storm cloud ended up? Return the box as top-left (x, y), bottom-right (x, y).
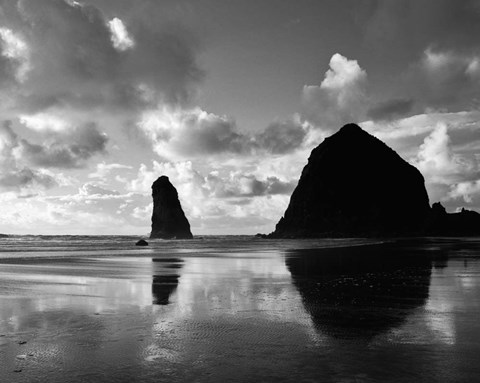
top-left (367, 99), bottom-right (414, 121)
top-left (255, 120), bottom-right (307, 154)
top-left (0, 0), bottom-right (203, 113)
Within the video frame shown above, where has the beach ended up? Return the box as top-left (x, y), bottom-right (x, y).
top-left (1, 236), bottom-right (480, 382)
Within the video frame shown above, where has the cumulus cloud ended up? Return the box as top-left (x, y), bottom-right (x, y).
top-left (301, 53), bottom-right (367, 130)
top-left (367, 98), bottom-right (414, 121)
top-left (138, 106), bottom-right (252, 160)
top-left (449, 180), bottom-right (480, 203)
top-left (413, 123), bottom-right (475, 184)
top-left (138, 106), bottom-right (314, 161)
top-left (108, 17), bottom-right (135, 51)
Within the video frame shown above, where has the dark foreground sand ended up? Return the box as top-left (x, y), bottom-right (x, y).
top-left (1, 237), bottom-right (480, 382)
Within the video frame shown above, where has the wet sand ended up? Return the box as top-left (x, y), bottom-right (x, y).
top-left (1, 237), bottom-right (480, 382)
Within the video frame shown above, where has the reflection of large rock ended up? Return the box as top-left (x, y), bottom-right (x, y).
top-left (271, 124), bottom-right (431, 238)
top-left (152, 258), bottom-right (184, 305)
top-left (286, 242), bottom-right (432, 338)
top-left (150, 176), bottom-right (193, 239)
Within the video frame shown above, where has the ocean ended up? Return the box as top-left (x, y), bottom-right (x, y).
top-left (0, 236), bottom-right (479, 382)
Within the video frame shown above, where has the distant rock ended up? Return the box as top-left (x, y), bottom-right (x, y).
top-left (427, 202), bottom-right (480, 236)
top-left (255, 233), bottom-right (268, 239)
top-left (135, 239), bottom-right (148, 246)
top-left (271, 124), bottom-right (431, 238)
top-left (150, 176), bottom-right (193, 239)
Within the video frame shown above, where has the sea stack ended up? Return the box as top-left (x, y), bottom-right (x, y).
top-left (271, 123), bottom-right (431, 238)
top-left (150, 176), bottom-right (193, 239)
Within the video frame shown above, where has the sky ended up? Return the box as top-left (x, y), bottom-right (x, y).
top-left (0, 0), bottom-right (479, 235)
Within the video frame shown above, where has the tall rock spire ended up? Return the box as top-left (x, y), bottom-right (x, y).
top-left (150, 176), bottom-right (193, 239)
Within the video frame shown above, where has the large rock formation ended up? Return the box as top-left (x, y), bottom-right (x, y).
top-left (150, 176), bottom-right (193, 239)
top-left (271, 124), bottom-right (431, 238)
top-left (426, 202), bottom-right (480, 236)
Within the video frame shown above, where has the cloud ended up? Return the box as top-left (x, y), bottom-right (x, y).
top-left (407, 47), bottom-right (480, 109)
top-left (0, 167), bottom-right (57, 191)
top-left (0, 119), bottom-right (108, 190)
top-left (255, 118), bottom-right (308, 154)
top-left (301, 53), bottom-right (367, 129)
top-left (204, 172), bottom-right (296, 198)
top-left (108, 17), bottom-right (135, 51)
top-left (0, 0), bottom-right (203, 114)
top-left (361, 0), bottom-right (480, 54)
top-left (19, 113), bottom-right (70, 132)
top-left (449, 180), bottom-right (480, 203)
top-left (79, 182), bottom-right (120, 196)
top-left (366, 98), bottom-right (414, 121)
top-left (413, 123), bottom-right (475, 185)
top-left (0, 122), bottom-right (57, 191)
top-left (138, 106), bottom-right (314, 161)
top-left (88, 162), bottom-right (132, 179)
top-left (18, 123), bottom-right (108, 169)
top-left (138, 106), bottom-right (252, 160)
top-left (0, 27), bottom-right (30, 83)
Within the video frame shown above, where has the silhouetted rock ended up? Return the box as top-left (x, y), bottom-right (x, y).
top-left (271, 124), bottom-right (431, 238)
top-left (150, 176), bottom-right (193, 239)
top-left (426, 202), bottom-right (480, 236)
top-left (255, 233), bottom-right (268, 238)
top-left (135, 239), bottom-right (148, 246)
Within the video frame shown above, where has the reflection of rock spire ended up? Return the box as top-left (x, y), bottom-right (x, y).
top-left (152, 258), bottom-right (184, 305)
top-left (150, 176), bottom-right (193, 239)
top-left (285, 242), bottom-right (433, 339)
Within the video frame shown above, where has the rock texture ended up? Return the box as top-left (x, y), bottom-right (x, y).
top-left (150, 176), bottom-right (193, 239)
top-left (271, 124), bottom-right (431, 238)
